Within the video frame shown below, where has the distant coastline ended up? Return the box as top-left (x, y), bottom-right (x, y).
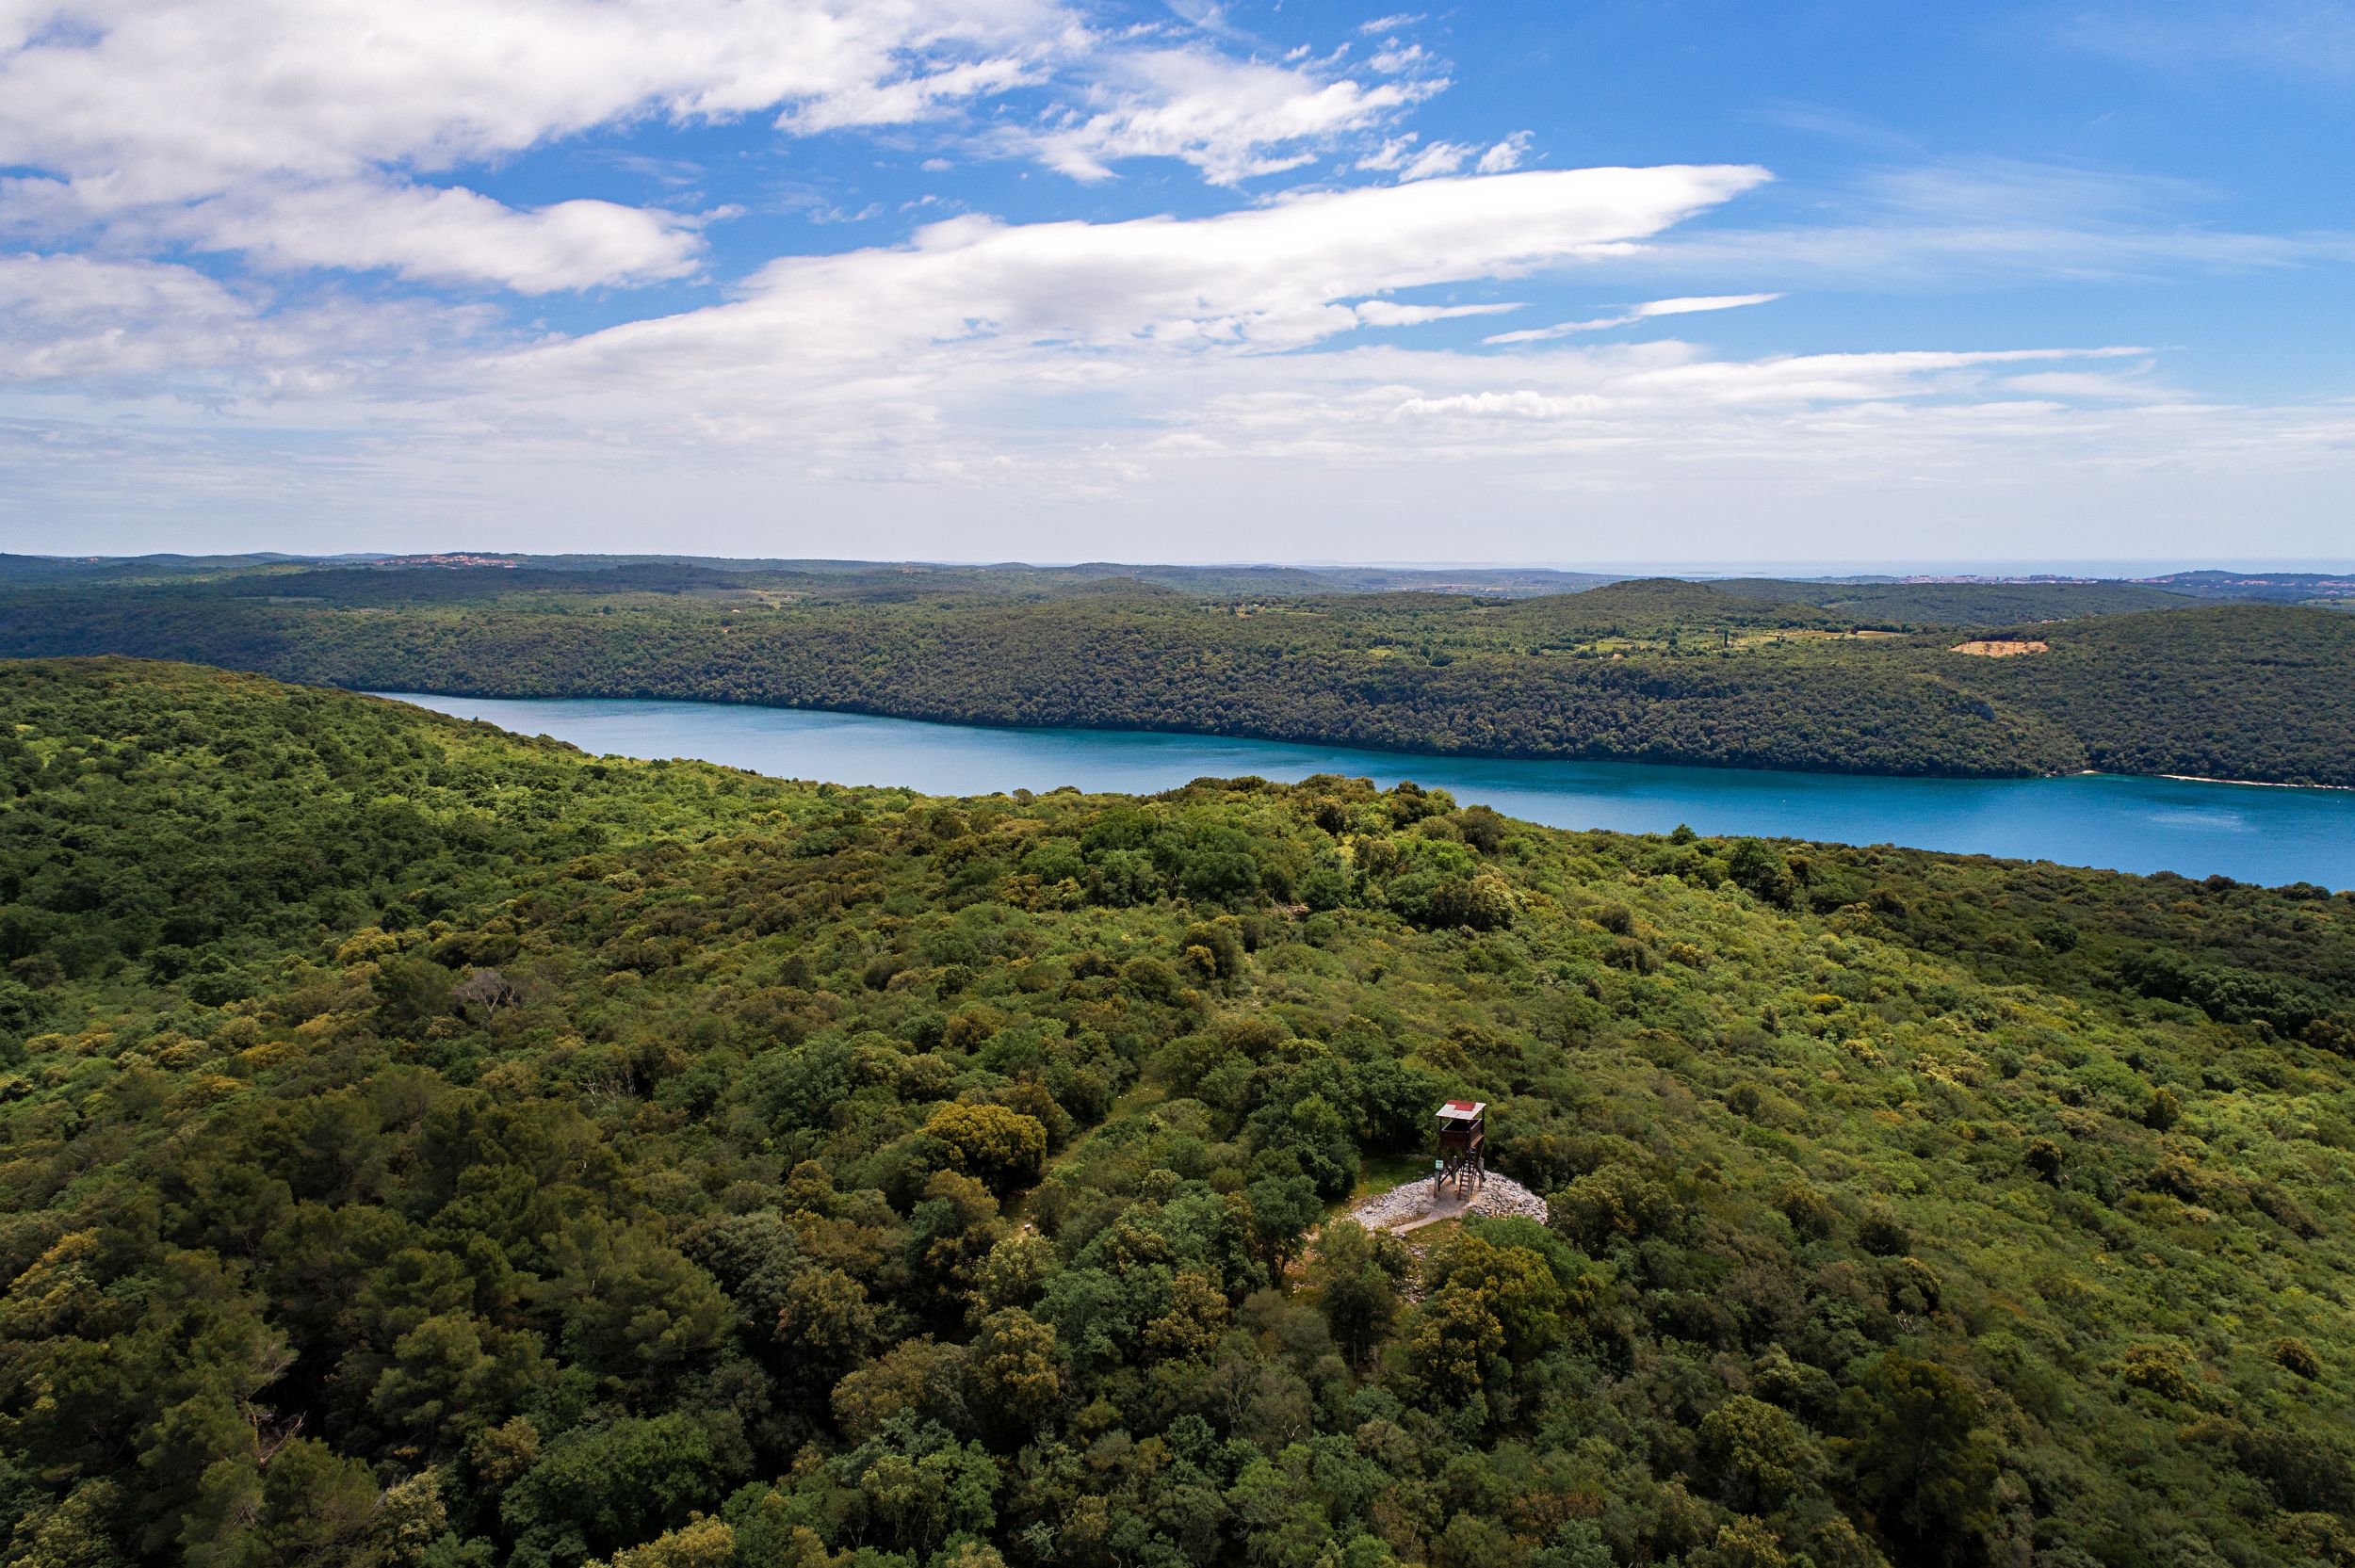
top-left (2155, 772), bottom-right (2355, 793)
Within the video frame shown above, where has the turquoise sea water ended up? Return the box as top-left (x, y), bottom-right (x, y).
top-left (374, 693), bottom-right (2355, 890)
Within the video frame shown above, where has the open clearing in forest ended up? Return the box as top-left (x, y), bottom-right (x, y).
top-left (1951, 639), bottom-right (2050, 656)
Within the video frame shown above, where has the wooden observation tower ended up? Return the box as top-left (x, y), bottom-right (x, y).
top-left (1434, 1099), bottom-right (1487, 1196)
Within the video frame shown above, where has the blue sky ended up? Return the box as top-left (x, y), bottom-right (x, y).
top-left (2, 0), bottom-right (2350, 565)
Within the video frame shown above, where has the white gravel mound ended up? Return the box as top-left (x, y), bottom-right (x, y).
top-left (1345, 1170), bottom-right (1551, 1234)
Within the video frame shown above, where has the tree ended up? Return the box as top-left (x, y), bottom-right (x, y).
top-left (502, 1414), bottom-right (719, 1568)
top-left (232, 1438), bottom-right (382, 1567)
top-left (833, 1337), bottom-right (970, 1444)
top-left (832, 1418), bottom-right (1001, 1557)
top-left (545, 1220), bottom-right (731, 1389)
top-left (1309, 1220), bottom-right (1411, 1366)
top-left (1727, 840), bottom-right (1795, 908)
top-left (1144, 1269), bottom-right (1232, 1364)
top-left (368, 1314), bottom-right (549, 1452)
top-left (922, 1105), bottom-right (1048, 1194)
top-left (6, 1479), bottom-right (138, 1568)
top-left (1422, 1232), bottom-right (1567, 1361)
top-left (372, 956), bottom-right (452, 1032)
top-left (451, 966), bottom-right (520, 1023)
top-left (1838, 1354), bottom-right (2000, 1563)
top-left (967, 1308), bottom-right (1062, 1438)
top-left (906, 1171), bottom-right (1004, 1321)
top-left (588, 1515), bottom-right (736, 1568)
top-left (1403, 1286), bottom-right (1504, 1407)
top-left (1701, 1395), bottom-right (1827, 1513)
top-left (775, 1267), bottom-right (882, 1380)
top-left (1243, 1175), bottom-right (1323, 1287)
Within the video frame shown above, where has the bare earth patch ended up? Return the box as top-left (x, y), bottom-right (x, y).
top-left (1951, 639), bottom-right (2049, 656)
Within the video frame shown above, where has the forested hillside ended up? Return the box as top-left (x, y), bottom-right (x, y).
top-left (2, 658), bottom-right (2351, 1568)
top-left (3, 570), bottom-right (2351, 785)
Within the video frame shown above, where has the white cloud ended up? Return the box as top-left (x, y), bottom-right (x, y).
top-left (0, 0), bottom-right (1077, 289)
top-left (503, 166), bottom-right (1769, 402)
top-left (1486, 290), bottom-right (1781, 344)
top-left (0, 252), bottom-right (481, 395)
top-left (1476, 134), bottom-right (1533, 174)
top-left (1482, 316), bottom-right (1629, 346)
top-left (782, 51), bottom-right (1053, 133)
top-left (1354, 300), bottom-right (1524, 327)
top-left (3, 9), bottom-right (2346, 560)
top-left (1358, 14), bottom-right (1426, 33)
top-left (171, 183), bottom-right (713, 293)
top-left (1359, 130), bottom-right (1532, 184)
top-left (1393, 389), bottom-right (1607, 419)
top-left (1026, 47), bottom-right (1441, 185)
top-left (0, 0), bottom-right (1067, 198)
top-left (1389, 347), bottom-right (2152, 419)
top-left (1358, 136), bottom-right (1481, 181)
top-left (1634, 293), bottom-right (1784, 316)
top-left (2000, 368), bottom-right (2181, 402)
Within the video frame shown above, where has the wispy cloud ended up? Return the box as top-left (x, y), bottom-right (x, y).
top-left (1354, 299), bottom-right (1525, 327)
top-left (1486, 292), bottom-right (1781, 345)
top-left (1621, 157), bottom-right (2355, 289)
top-left (1023, 46), bottom-right (1442, 184)
top-left (2055, 0), bottom-right (2355, 85)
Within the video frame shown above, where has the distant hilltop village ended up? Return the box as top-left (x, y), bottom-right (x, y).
top-left (381, 553), bottom-right (519, 569)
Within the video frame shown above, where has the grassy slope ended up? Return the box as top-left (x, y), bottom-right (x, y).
top-left (0, 659), bottom-right (2350, 1567)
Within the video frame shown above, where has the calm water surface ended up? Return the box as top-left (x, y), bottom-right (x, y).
top-left (376, 692), bottom-right (2355, 890)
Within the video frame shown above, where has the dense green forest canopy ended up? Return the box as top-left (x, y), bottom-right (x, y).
top-left (1, 658), bottom-right (2351, 1568)
top-left (2, 567), bottom-right (2351, 784)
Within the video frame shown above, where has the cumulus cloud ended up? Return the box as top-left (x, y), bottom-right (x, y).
top-left (163, 184), bottom-right (715, 293)
top-left (1360, 132), bottom-right (1535, 183)
top-left (0, 0), bottom-right (1067, 197)
top-left (1477, 134), bottom-right (1534, 174)
top-left (0, 0), bottom-right (1076, 289)
top-left (1368, 42), bottom-right (1429, 73)
top-left (1025, 48), bottom-right (1440, 185)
